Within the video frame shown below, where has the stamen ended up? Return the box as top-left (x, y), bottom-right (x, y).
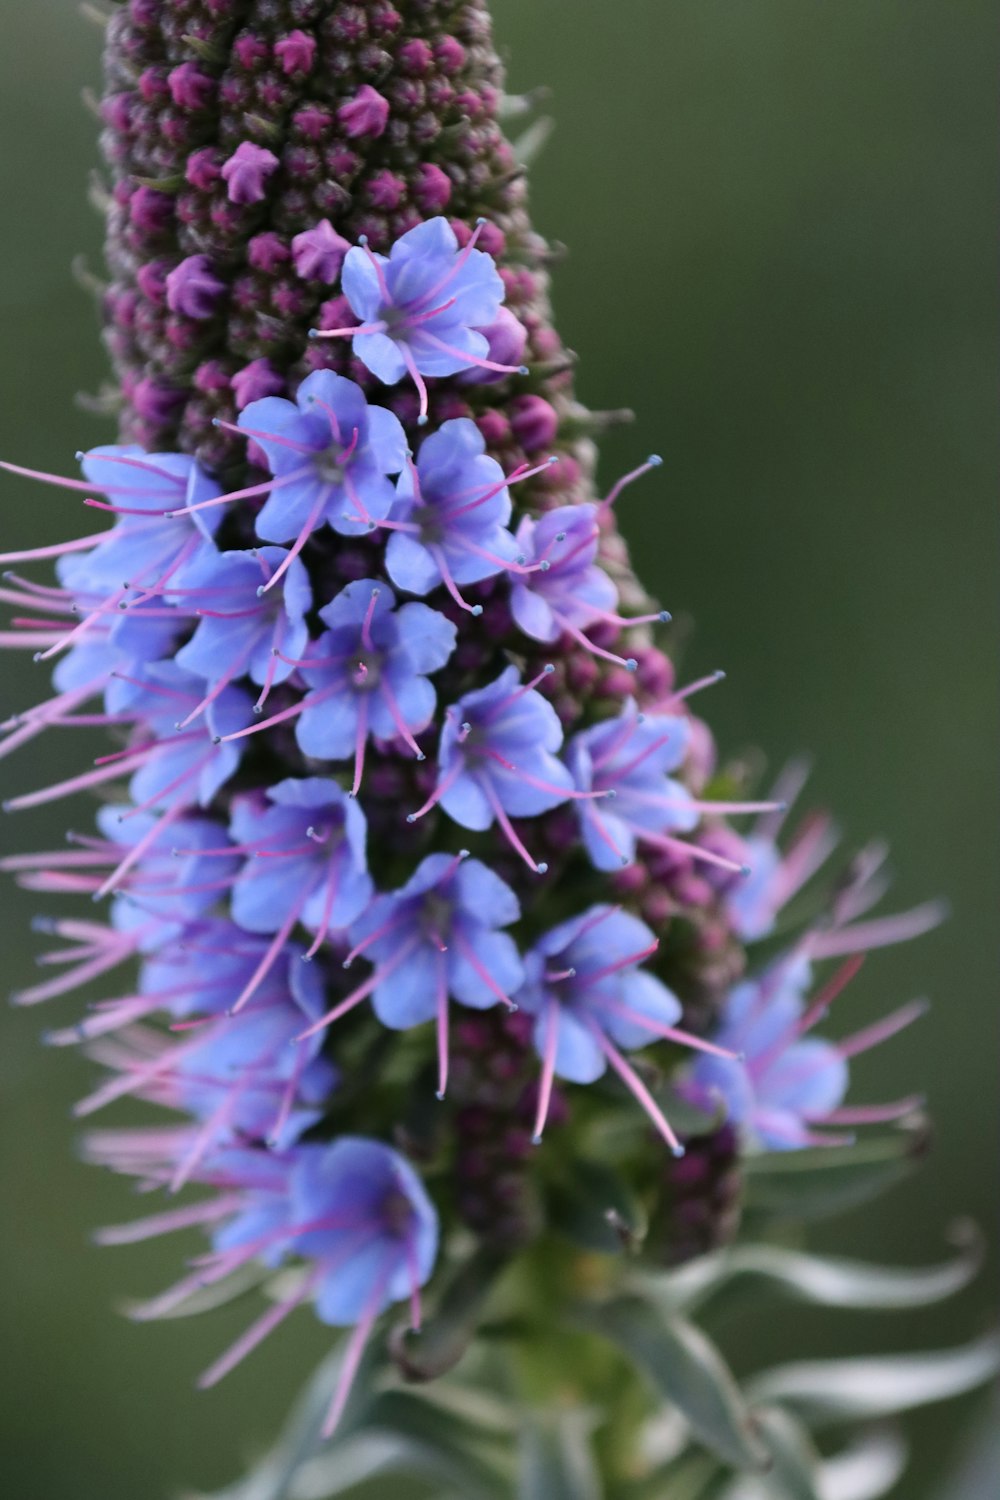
top-left (587, 1021), bottom-right (684, 1155)
top-left (598, 454), bottom-right (662, 512)
top-left (532, 999), bottom-right (561, 1143)
top-left (838, 998), bottom-right (929, 1059)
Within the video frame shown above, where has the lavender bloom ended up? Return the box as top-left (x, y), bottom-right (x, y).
top-left (92, 1137), bottom-right (437, 1438)
top-left (294, 580), bottom-right (456, 792)
top-left (515, 905), bottom-right (731, 1149)
top-left (384, 418), bottom-right (530, 614)
top-left (685, 958), bottom-right (927, 1151)
top-left (229, 778), bottom-right (372, 1009)
top-left (165, 256), bottom-right (226, 321)
top-left (221, 141), bottom-right (278, 205)
top-left (2, 662), bottom-right (252, 819)
top-left (84, 942), bottom-right (338, 1168)
top-left (414, 664), bottom-right (577, 872)
top-left (321, 217), bottom-right (524, 421)
top-left (236, 370), bottom-right (407, 547)
top-left (0, 447), bottom-right (221, 653)
top-left (173, 545), bottom-right (313, 714)
top-left (344, 852), bottom-right (524, 1095)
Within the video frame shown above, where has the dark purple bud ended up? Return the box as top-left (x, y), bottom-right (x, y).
top-left (275, 30), bottom-right (317, 76)
top-left (221, 141), bottom-right (279, 205)
top-left (168, 63), bottom-right (215, 112)
top-left (413, 162), bottom-right (452, 213)
top-left (247, 232), bottom-right (290, 273)
top-left (509, 394), bottom-right (560, 453)
top-left (337, 84), bottom-right (389, 140)
top-left (165, 255), bottom-right (226, 319)
top-left (231, 358), bottom-right (284, 410)
top-left (291, 220), bottom-right (350, 283)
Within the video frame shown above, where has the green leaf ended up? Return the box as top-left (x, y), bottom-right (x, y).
top-left (746, 1332), bottom-right (1000, 1425)
top-left (748, 1407), bottom-right (821, 1500)
top-left (186, 1346), bottom-right (376, 1500)
top-left (512, 117), bottom-right (555, 168)
top-left (815, 1427), bottom-right (907, 1500)
top-left (518, 1410), bottom-right (603, 1500)
top-left (547, 1157), bottom-right (647, 1253)
top-left (579, 1298), bottom-right (767, 1470)
top-left (641, 1229), bottom-right (982, 1317)
top-left (742, 1123), bottom-right (928, 1223)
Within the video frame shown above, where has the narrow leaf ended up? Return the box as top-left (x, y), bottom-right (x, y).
top-left (746, 1332), bottom-right (1000, 1424)
top-left (643, 1229), bottom-right (982, 1317)
top-left (742, 1125), bottom-right (927, 1223)
top-left (816, 1427), bottom-right (907, 1500)
top-left (518, 1410), bottom-right (603, 1500)
top-left (579, 1298), bottom-right (767, 1470)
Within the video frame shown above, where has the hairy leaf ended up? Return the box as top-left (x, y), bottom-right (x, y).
top-left (579, 1298), bottom-right (767, 1470)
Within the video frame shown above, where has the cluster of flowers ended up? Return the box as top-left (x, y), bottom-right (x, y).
top-left (3, 206), bottom-right (938, 1430)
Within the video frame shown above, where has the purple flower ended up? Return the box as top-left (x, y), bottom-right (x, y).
top-left (3, 662), bottom-right (251, 819)
top-left (415, 664), bottom-right (577, 873)
top-left (515, 904), bottom-right (709, 1149)
top-left (0, 447), bottom-right (222, 618)
top-left (91, 943), bottom-right (338, 1171)
top-left (683, 957), bottom-right (926, 1152)
top-left (236, 369), bottom-right (407, 546)
top-left (173, 545), bottom-right (313, 714)
top-left (165, 255), bottom-right (226, 320)
top-left (293, 579), bottom-right (456, 793)
top-left (567, 702), bottom-right (696, 871)
top-left (320, 217), bottom-right (522, 421)
top-left (511, 503), bottom-right (667, 669)
top-left (384, 418), bottom-right (527, 613)
top-left (92, 1136), bottom-right (437, 1436)
top-left (221, 141), bottom-right (279, 205)
top-left (228, 778), bottom-right (373, 1009)
top-left (292, 220), bottom-right (350, 283)
top-left (344, 852), bottom-right (524, 1094)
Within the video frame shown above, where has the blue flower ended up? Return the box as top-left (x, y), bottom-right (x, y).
top-left (566, 702), bottom-right (696, 871)
top-left (100, 1136), bottom-right (438, 1438)
top-left (511, 503), bottom-right (667, 669)
top-left (57, 446), bottom-right (221, 604)
top-left (384, 418), bottom-right (521, 613)
top-left (686, 958), bottom-right (927, 1151)
top-left (326, 217), bottom-right (521, 421)
top-left (173, 545), bottom-right (313, 716)
top-left (229, 778), bottom-right (373, 1008)
top-left (515, 905), bottom-right (690, 1147)
top-left (294, 579), bottom-right (456, 792)
top-left (344, 852), bottom-right (524, 1095)
top-left (415, 664), bottom-right (576, 872)
top-left (123, 662), bottom-right (253, 816)
top-left (237, 369), bottom-right (407, 545)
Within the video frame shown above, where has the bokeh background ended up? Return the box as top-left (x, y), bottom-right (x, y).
top-left (0, 2), bottom-right (995, 1496)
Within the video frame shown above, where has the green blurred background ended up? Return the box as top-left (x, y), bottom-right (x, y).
top-left (0, 2), bottom-right (995, 1495)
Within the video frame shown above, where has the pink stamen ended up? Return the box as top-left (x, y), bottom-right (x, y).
top-left (479, 776), bottom-right (547, 874)
top-left (260, 490), bottom-right (328, 594)
top-left (406, 759), bottom-right (465, 823)
top-left (638, 830), bottom-right (750, 877)
top-left (838, 998), bottom-right (929, 1059)
top-left (598, 454), bottom-right (662, 512)
top-left (0, 532), bottom-right (105, 564)
top-left (3, 747), bottom-right (152, 813)
top-left (95, 1193), bottom-right (243, 1247)
top-left (532, 998), bottom-right (561, 1143)
top-left (580, 941), bottom-right (659, 988)
top-left (198, 1268), bottom-right (322, 1390)
top-left (92, 800), bottom-right (185, 902)
top-left (417, 330), bottom-right (525, 377)
top-left (295, 939), bottom-right (418, 1042)
top-left (811, 902), bottom-right (947, 960)
top-left (819, 1097), bottom-right (925, 1126)
top-left (665, 670), bottom-right (726, 705)
top-left (398, 341), bottom-right (430, 423)
top-left (435, 954), bottom-right (450, 1098)
top-left (450, 930), bottom-right (518, 1011)
top-left (215, 417), bottom-right (317, 456)
top-left (351, 696), bottom-right (369, 796)
top-left (229, 896), bottom-right (310, 1014)
top-left (321, 1267), bottom-right (391, 1439)
top-left (602, 999), bottom-right (740, 1061)
top-left (587, 1021), bottom-right (684, 1155)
